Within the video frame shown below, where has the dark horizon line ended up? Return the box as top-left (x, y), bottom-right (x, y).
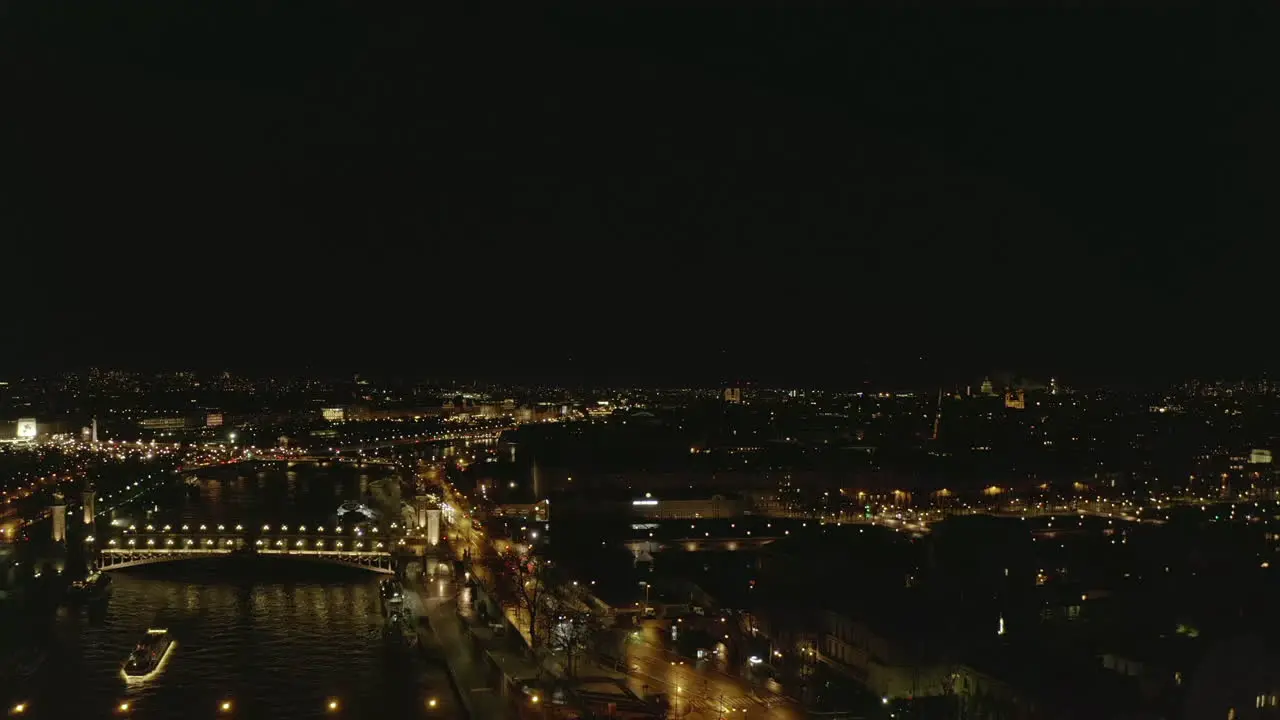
top-left (1, 364), bottom-right (1275, 391)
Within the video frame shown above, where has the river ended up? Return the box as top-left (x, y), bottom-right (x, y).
top-left (11, 462), bottom-right (462, 719)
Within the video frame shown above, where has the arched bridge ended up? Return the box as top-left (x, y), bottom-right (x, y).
top-left (97, 522), bottom-right (407, 573)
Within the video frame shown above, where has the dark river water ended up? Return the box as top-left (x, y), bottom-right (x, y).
top-left (18, 463), bottom-right (462, 719)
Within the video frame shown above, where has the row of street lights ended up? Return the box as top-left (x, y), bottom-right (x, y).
top-left (123, 523), bottom-right (398, 534)
top-left (107, 537), bottom-right (392, 550)
top-left (13, 695), bottom-right (441, 716)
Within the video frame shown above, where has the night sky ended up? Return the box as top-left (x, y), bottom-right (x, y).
top-left (0, 6), bottom-right (1271, 385)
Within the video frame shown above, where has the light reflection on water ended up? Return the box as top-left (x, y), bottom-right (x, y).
top-left (23, 465), bottom-right (459, 719)
top-left (36, 562), bottom-right (457, 719)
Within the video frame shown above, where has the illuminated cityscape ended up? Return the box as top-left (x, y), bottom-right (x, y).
top-left (0, 4), bottom-right (1261, 720)
top-left (3, 372), bottom-right (1280, 717)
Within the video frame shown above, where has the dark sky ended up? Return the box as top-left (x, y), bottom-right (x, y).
top-left (0, 6), bottom-right (1271, 385)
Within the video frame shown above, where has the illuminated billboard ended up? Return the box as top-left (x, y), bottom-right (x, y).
top-left (16, 418), bottom-right (37, 439)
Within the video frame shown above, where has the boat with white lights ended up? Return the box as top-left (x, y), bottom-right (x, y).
top-left (338, 500), bottom-right (379, 521)
top-left (380, 578), bottom-right (404, 603)
top-left (122, 629), bottom-right (174, 679)
top-left (68, 571), bottom-right (112, 601)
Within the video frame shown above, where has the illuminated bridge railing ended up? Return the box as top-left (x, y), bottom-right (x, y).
top-left (98, 524), bottom-right (406, 573)
top-left (98, 547), bottom-right (395, 573)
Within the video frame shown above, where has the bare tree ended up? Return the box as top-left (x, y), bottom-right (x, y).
top-left (543, 579), bottom-right (609, 678)
top-left (547, 606), bottom-right (606, 678)
top-left (499, 547), bottom-right (551, 649)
